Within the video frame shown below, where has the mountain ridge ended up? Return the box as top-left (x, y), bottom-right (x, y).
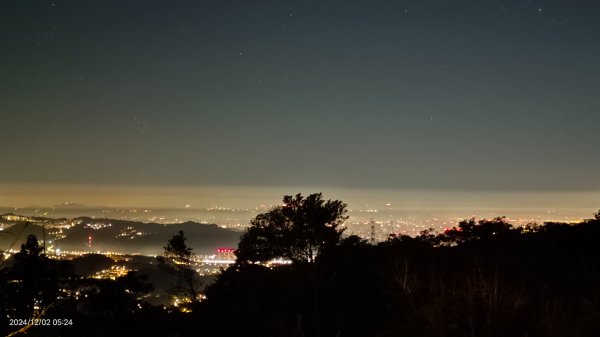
top-left (0, 214), bottom-right (241, 255)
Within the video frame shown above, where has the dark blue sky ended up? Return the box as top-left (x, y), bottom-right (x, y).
top-left (1, 0), bottom-right (599, 193)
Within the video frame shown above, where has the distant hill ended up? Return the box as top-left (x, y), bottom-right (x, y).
top-left (0, 214), bottom-right (241, 255)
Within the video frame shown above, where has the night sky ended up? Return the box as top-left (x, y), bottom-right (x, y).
top-left (1, 0), bottom-right (600, 206)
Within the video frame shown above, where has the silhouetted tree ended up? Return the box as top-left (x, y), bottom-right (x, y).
top-left (236, 193), bottom-right (348, 264)
top-left (18, 234), bottom-right (43, 257)
top-left (164, 231), bottom-right (193, 264)
top-left (523, 222), bottom-right (542, 233)
top-left (441, 217), bottom-right (518, 245)
top-left (1, 235), bottom-right (73, 321)
top-left (159, 231), bottom-right (202, 304)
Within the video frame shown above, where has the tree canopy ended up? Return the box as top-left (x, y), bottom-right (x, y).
top-left (18, 234), bottom-right (44, 257)
top-left (235, 193), bottom-right (348, 264)
top-left (160, 231), bottom-right (202, 304)
top-left (163, 230), bottom-right (193, 265)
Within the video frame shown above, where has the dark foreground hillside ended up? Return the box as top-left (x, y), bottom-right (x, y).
top-left (3, 214), bottom-right (600, 337)
top-left (200, 218), bottom-right (600, 337)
